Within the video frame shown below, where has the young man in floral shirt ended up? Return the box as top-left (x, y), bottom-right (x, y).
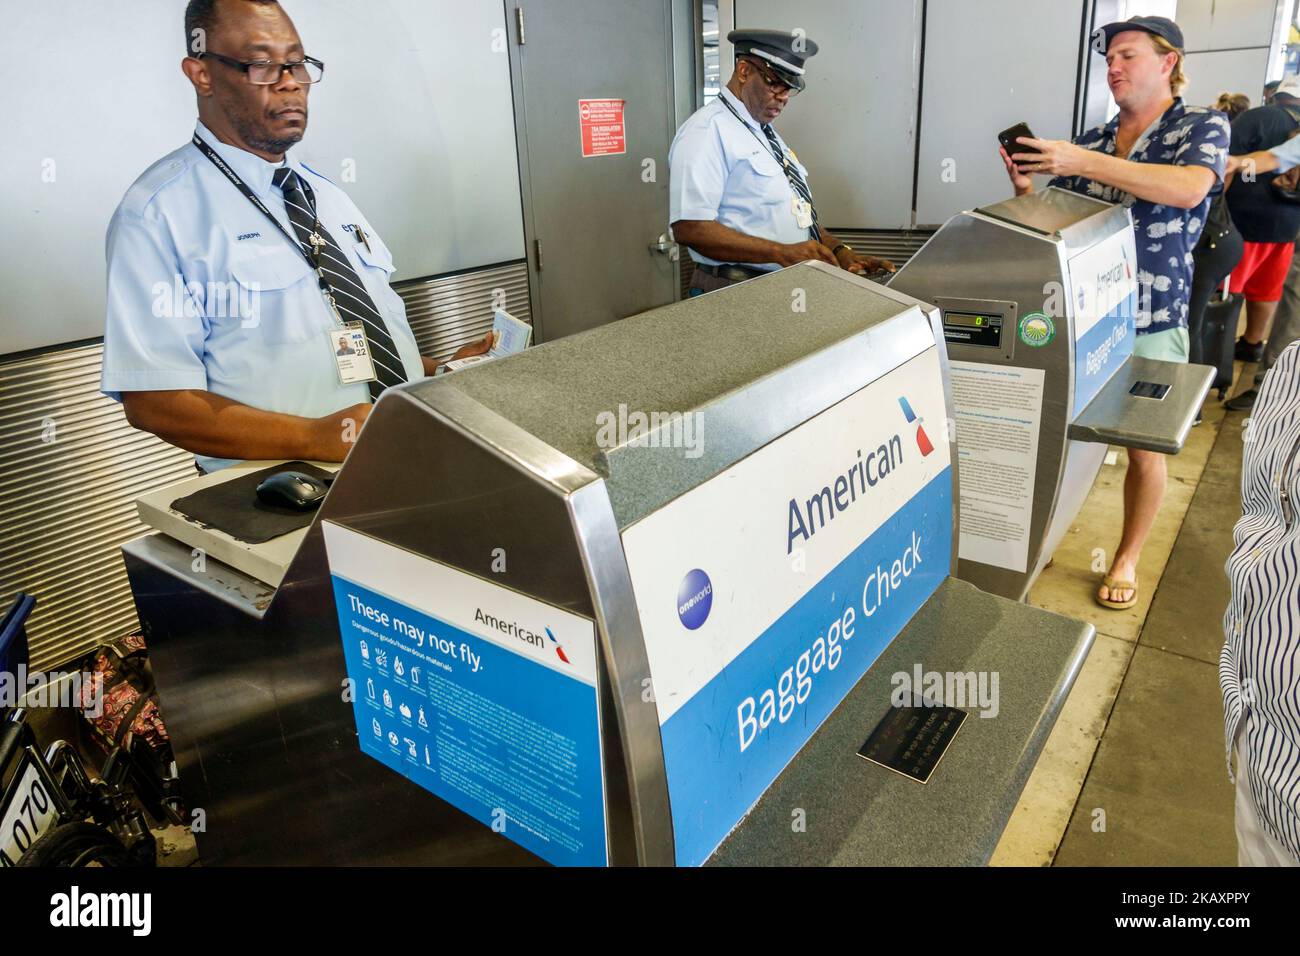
top-left (999, 15), bottom-right (1229, 610)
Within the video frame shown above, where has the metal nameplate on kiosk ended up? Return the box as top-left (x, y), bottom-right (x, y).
top-left (858, 704), bottom-right (968, 784)
top-left (890, 187), bottom-right (1213, 600)
top-left (121, 261), bottom-right (1095, 866)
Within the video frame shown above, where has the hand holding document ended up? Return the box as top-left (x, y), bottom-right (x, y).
top-left (440, 310), bottom-right (533, 373)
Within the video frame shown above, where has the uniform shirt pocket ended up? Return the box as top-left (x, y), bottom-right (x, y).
top-left (737, 149), bottom-right (793, 215)
top-left (739, 149), bottom-right (785, 179)
top-left (227, 245), bottom-right (320, 345)
top-left (350, 235), bottom-right (411, 329)
top-left (353, 236), bottom-right (396, 275)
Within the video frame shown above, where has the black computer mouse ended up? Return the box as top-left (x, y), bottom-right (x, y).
top-left (255, 470), bottom-right (330, 511)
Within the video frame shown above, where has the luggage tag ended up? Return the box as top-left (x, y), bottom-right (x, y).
top-left (328, 321), bottom-right (377, 385)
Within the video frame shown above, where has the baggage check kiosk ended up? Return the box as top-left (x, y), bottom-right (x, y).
top-left (889, 187), bottom-right (1214, 601)
top-left (122, 262), bottom-right (1093, 866)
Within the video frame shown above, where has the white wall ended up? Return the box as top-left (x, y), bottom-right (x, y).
top-left (1178, 0), bottom-right (1287, 108)
top-left (728, 0), bottom-right (1099, 229)
top-left (0, 0), bottom-right (525, 356)
top-left (917, 0), bottom-right (1089, 227)
top-left (731, 0), bottom-right (924, 230)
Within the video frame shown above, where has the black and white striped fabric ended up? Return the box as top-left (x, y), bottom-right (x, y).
top-left (272, 167), bottom-right (407, 400)
top-left (1221, 339), bottom-right (1300, 861)
top-left (760, 123), bottom-right (819, 242)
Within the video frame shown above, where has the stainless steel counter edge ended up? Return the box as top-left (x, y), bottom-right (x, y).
top-left (121, 532), bottom-right (276, 620)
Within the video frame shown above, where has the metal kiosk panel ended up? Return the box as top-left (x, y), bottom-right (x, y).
top-left (889, 187), bottom-right (1213, 601)
top-left (123, 262), bottom-right (1093, 866)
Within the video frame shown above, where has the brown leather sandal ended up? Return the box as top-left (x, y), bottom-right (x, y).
top-left (1095, 575), bottom-right (1138, 610)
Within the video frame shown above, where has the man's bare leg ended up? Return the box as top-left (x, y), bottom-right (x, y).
top-left (1098, 448), bottom-right (1166, 605)
top-left (1241, 298), bottom-right (1278, 345)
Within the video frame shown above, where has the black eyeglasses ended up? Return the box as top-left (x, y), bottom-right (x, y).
top-left (200, 52), bottom-right (324, 85)
top-left (742, 57), bottom-right (798, 97)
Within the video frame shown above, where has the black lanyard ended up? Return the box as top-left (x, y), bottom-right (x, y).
top-left (191, 134), bottom-right (330, 293)
top-left (718, 94), bottom-right (798, 185)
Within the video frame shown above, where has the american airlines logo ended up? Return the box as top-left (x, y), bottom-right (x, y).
top-left (786, 434), bottom-right (904, 554)
top-left (545, 627), bottom-right (571, 664)
top-left (786, 397), bottom-right (933, 555)
top-left (897, 396), bottom-right (934, 456)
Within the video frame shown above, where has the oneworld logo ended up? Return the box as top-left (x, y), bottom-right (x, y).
top-left (677, 569), bottom-right (712, 630)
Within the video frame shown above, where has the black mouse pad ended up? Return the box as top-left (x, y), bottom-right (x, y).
top-left (170, 461), bottom-right (334, 545)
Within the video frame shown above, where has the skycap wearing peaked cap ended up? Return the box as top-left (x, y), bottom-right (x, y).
top-left (668, 27), bottom-right (894, 289)
top-left (728, 29), bottom-right (818, 92)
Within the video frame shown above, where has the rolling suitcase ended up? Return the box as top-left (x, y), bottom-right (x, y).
top-left (1197, 291), bottom-right (1241, 397)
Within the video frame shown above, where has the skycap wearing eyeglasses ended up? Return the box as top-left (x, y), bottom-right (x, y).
top-left (668, 29), bottom-right (894, 295)
top-left (100, 0), bottom-right (490, 474)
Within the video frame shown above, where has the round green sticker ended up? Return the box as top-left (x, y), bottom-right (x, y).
top-left (1018, 312), bottom-right (1055, 347)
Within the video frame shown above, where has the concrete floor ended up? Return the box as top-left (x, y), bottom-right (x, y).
top-left (990, 366), bottom-right (1249, 867)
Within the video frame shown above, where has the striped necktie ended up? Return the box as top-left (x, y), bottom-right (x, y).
top-left (272, 167), bottom-right (407, 400)
top-left (760, 124), bottom-right (820, 242)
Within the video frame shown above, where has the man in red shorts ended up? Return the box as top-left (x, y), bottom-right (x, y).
top-left (1225, 76), bottom-right (1300, 360)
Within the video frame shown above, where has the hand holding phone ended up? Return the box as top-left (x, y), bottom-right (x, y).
top-left (998, 122), bottom-right (1036, 173)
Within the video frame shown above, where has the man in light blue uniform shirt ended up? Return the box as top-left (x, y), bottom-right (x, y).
top-left (102, 0), bottom-right (487, 472)
top-left (669, 30), bottom-right (893, 295)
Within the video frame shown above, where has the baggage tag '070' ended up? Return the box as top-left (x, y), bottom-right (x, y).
top-left (328, 322), bottom-right (377, 385)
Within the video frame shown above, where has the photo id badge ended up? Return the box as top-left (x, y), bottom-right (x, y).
top-left (792, 197), bottom-right (813, 229)
top-left (329, 323), bottom-right (377, 385)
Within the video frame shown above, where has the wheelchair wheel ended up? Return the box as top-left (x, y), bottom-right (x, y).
top-left (16, 822), bottom-right (132, 867)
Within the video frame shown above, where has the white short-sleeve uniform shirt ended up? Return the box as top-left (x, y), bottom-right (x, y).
top-left (668, 88), bottom-right (813, 272)
top-left (101, 121), bottom-right (425, 472)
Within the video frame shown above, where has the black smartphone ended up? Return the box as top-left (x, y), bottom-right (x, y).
top-left (998, 122), bottom-right (1036, 171)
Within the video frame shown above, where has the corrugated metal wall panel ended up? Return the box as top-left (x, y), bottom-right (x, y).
top-left (0, 260), bottom-right (532, 671)
top-left (397, 260), bottom-right (531, 358)
top-left (0, 343), bottom-right (195, 671)
top-left (828, 228), bottom-right (936, 266)
top-left (677, 229), bottom-right (936, 299)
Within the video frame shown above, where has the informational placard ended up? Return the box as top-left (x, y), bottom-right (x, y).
top-left (1068, 230), bottom-right (1137, 417)
top-left (579, 98), bottom-right (626, 157)
top-left (621, 347), bottom-right (953, 866)
top-left (858, 704), bottom-right (967, 784)
top-left (322, 522), bottom-right (607, 867)
top-left (948, 361), bottom-right (1045, 573)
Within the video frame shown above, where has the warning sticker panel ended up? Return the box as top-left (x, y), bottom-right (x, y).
top-left (579, 98), bottom-right (626, 157)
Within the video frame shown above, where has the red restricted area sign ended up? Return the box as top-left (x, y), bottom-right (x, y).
top-left (579, 98), bottom-right (626, 157)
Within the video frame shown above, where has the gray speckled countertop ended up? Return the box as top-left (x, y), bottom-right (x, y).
top-left (708, 577), bottom-right (1095, 866)
top-left (405, 263), bottom-right (920, 526)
